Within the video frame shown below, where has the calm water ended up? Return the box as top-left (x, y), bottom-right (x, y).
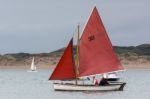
top-left (0, 69), bottom-right (150, 99)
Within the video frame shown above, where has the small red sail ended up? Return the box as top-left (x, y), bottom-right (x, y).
top-left (49, 38), bottom-right (76, 80)
top-left (79, 6), bottom-right (124, 77)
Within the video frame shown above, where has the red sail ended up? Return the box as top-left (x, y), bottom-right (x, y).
top-left (79, 6), bottom-right (124, 77)
top-left (49, 39), bottom-right (76, 80)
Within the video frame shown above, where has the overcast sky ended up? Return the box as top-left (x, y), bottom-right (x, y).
top-left (0, 0), bottom-right (149, 54)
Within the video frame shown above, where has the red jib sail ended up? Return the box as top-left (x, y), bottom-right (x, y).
top-left (79, 6), bottom-right (124, 77)
top-left (49, 38), bottom-right (76, 80)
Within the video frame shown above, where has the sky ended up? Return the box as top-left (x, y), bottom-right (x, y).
top-left (0, 0), bottom-right (149, 54)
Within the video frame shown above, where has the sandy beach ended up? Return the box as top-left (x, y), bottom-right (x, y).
top-left (0, 62), bottom-right (150, 70)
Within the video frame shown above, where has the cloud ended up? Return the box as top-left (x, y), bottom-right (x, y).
top-left (0, 0), bottom-right (149, 54)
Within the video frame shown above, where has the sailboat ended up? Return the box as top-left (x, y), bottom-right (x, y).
top-left (49, 6), bottom-right (126, 91)
top-left (28, 57), bottom-right (37, 72)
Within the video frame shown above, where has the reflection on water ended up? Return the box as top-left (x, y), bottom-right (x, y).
top-left (0, 69), bottom-right (150, 99)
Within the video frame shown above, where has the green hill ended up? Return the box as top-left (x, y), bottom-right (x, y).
top-left (0, 44), bottom-right (150, 66)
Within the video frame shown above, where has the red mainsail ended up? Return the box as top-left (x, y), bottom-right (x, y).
top-left (49, 39), bottom-right (76, 80)
top-left (79, 6), bottom-right (124, 77)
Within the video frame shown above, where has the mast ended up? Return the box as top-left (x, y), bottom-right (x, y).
top-left (75, 24), bottom-right (80, 85)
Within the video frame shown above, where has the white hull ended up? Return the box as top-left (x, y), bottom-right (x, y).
top-left (53, 83), bottom-right (126, 91)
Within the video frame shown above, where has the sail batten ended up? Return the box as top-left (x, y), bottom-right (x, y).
top-left (49, 38), bottom-right (76, 80)
top-left (79, 6), bottom-right (124, 77)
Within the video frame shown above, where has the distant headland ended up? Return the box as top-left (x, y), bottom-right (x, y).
top-left (0, 44), bottom-right (150, 69)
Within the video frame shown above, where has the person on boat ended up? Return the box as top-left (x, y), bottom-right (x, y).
top-left (92, 76), bottom-right (100, 85)
top-left (99, 75), bottom-right (109, 86)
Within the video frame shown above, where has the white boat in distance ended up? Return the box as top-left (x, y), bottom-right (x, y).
top-left (103, 73), bottom-right (120, 81)
top-left (27, 57), bottom-right (37, 72)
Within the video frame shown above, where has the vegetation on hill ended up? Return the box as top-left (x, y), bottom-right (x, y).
top-left (114, 44), bottom-right (150, 56)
